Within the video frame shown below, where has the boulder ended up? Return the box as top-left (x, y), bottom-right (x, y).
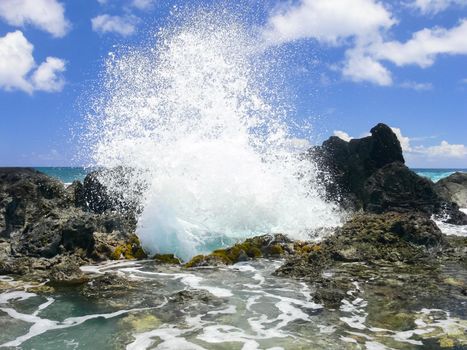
top-left (310, 123), bottom-right (404, 209)
top-left (363, 162), bottom-right (441, 214)
top-left (310, 124), bottom-right (467, 224)
top-left (0, 168), bottom-right (68, 238)
top-left (0, 168), bottom-right (146, 278)
top-left (74, 171), bottom-right (115, 214)
top-left (435, 172), bottom-right (467, 208)
top-left (74, 168), bottom-right (144, 219)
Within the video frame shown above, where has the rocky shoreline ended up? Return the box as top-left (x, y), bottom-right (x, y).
top-left (1, 124), bottom-right (466, 281)
top-left (1, 124), bottom-right (466, 347)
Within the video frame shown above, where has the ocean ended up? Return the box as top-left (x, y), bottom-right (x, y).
top-left (413, 168), bottom-right (467, 182)
top-left (36, 167), bottom-right (467, 184)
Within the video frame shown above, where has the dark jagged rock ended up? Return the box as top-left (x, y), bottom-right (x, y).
top-left (310, 124), bottom-right (467, 224)
top-left (363, 162), bottom-right (441, 214)
top-left (75, 168), bottom-right (144, 219)
top-left (0, 168), bottom-right (69, 238)
top-left (74, 171), bottom-right (115, 214)
top-left (310, 123), bottom-right (404, 209)
top-left (435, 172), bottom-right (467, 208)
top-left (0, 167), bottom-right (146, 280)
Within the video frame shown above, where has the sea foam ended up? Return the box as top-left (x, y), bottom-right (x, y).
top-left (85, 9), bottom-right (342, 259)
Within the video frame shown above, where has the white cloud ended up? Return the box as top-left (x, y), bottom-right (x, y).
top-left (31, 57), bottom-right (66, 92)
top-left (411, 0), bottom-right (467, 14)
top-left (390, 127), bottom-right (412, 152)
top-left (414, 141), bottom-right (467, 157)
top-left (333, 130), bottom-right (353, 142)
top-left (91, 14), bottom-right (136, 36)
top-left (370, 19), bottom-right (467, 68)
top-left (343, 49), bottom-right (393, 85)
top-left (262, 0), bottom-right (395, 46)
top-left (400, 81), bottom-right (433, 91)
top-left (132, 0), bottom-right (156, 10)
top-left (342, 19), bottom-right (467, 85)
top-left (0, 31), bottom-right (66, 93)
top-left (261, 1), bottom-right (467, 86)
top-left (0, 0), bottom-right (70, 38)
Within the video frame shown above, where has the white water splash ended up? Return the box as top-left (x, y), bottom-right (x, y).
top-left (86, 9), bottom-right (342, 259)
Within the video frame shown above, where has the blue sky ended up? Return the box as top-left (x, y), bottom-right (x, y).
top-left (0, 0), bottom-right (466, 168)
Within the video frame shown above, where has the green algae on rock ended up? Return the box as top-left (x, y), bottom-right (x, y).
top-left (185, 234), bottom-right (293, 267)
top-left (153, 253), bottom-right (182, 265)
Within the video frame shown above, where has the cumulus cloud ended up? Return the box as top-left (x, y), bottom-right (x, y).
top-left (370, 19), bottom-right (467, 68)
top-left (31, 57), bottom-right (66, 92)
top-left (411, 0), bottom-right (467, 14)
top-left (0, 0), bottom-right (70, 38)
top-left (390, 127), bottom-right (412, 152)
top-left (400, 81), bottom-right (433, 91)
top-left (262, 0), bottom-right (395, 46)
top-left (0, 31), bottom-right (66, 93)
top-left (341, 19), bottom-right (467, 85)
top-left (261, 0), bottom-right (467, 86)
top-left (131, 0), bottom-right (156, 10)
top-left (343, 49), bottom-right (393, 85)
top-left (333, 130), bottom-right (353, 142)
top-left (414, 141), bottom-right (467, 157)
top-left (91, 14), bottom-right (136, 36)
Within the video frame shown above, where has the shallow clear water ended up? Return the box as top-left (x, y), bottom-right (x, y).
top-left (1, 260), bottom-right (466, 349)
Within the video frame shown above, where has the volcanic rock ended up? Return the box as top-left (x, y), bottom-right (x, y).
top-left (435, 172), bottom-right (467, 208)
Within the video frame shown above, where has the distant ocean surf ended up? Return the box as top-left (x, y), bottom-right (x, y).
top-left (36, 167), bottom-right (466, 184)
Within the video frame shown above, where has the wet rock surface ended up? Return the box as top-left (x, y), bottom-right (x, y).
top-left (185, 233), bottom-right (294, 267)
top-left (0, 167), bottom-right (146, 283)
top-left (274, 211), bottom-right (467, 313)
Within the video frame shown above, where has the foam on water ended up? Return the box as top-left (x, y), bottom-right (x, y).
top-left (85, 8), bottom-right (342, 259)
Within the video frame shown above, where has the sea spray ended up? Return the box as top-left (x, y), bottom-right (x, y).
top-left (85, 9), bottom-right (343, 259)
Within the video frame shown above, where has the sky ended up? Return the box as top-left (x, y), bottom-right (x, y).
top-left (0, 0), bottom-right (466, 168)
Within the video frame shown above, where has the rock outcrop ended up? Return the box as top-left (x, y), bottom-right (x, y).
top-left (274, 211), bottom-right (466, 307)
top-left (435, 172), bottom-right (467, 208)
top-left (185, 234), bottom-right (293, 267)
top-left (310, 123), bottom-right (467, 224)
top-left (0, 167), bottom-right (145, 283)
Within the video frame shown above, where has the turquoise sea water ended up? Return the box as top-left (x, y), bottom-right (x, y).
top-left (35, 167), bottom-right (466, 184)
top-left (35, 167), bottom-right (90, 184)
top-left (414, 168), bottom-right (467, 183)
